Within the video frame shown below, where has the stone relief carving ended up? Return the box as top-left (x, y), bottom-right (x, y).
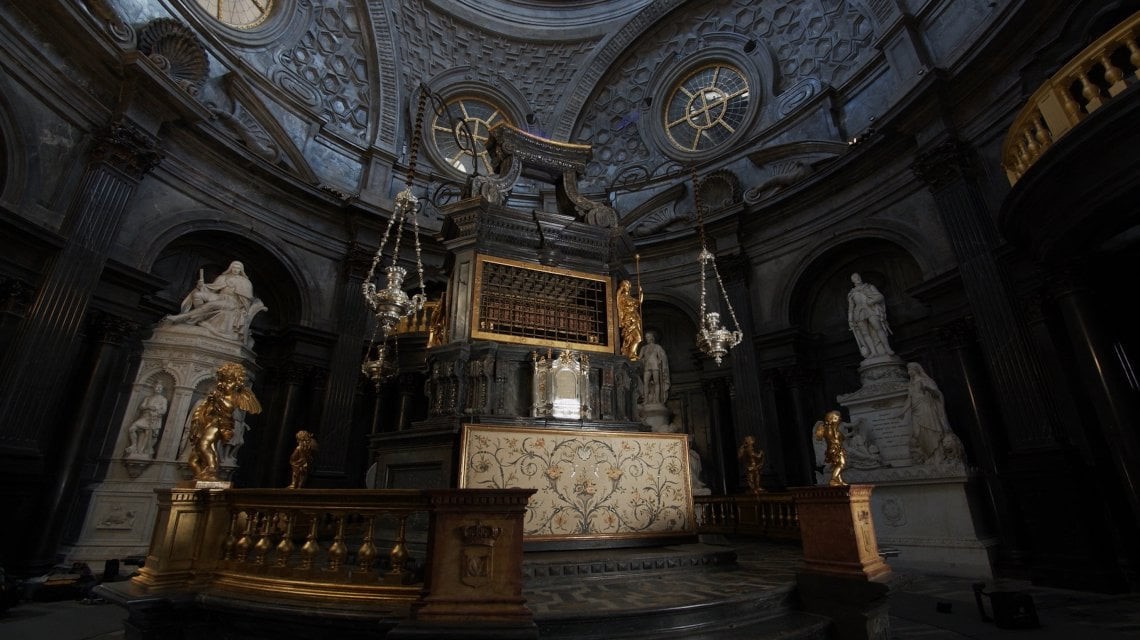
top-left (136, 18), bottom-right (209, 96)
top-left (394, 3), bottom-right (598, 135)
top-left (272, 0), bottom-right (372, 143)
top-left (743, 160), bottom-right (814, 203)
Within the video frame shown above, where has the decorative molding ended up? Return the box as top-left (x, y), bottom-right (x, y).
top-left (89, 121), bottom-right (163, 180)
top-left (912, 139), bottom-right (976, 191)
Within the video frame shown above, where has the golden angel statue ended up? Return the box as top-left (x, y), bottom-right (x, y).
top-left (737, 435), bottom-right (766, 495)
top-left (186, 363), bottom-right (261, 482)
top-left (813, 410), bottom-right (848, 486)
top-left (288, 430), bottom-right (318, 489)
top-left (616, 279), bottom-right (644, 361)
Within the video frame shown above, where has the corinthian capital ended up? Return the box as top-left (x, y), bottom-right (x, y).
top-left (89, 121), bottom-right (163, 179)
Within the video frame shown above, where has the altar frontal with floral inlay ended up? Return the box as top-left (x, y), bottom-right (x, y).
top-left (458, 424), bottom-right (695, 543)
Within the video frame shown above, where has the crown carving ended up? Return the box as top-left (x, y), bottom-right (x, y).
top-left (460, 522), bottom-right (502, 546)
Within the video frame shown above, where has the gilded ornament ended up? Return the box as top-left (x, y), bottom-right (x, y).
top-left (186, 363), bottom-right (261, 482)
top-left (287, 430), bottom-right (318, 489)
top-left (813, 410), bottom-right (848, 487)
top-left (737, 435), bottom-right (766, 495)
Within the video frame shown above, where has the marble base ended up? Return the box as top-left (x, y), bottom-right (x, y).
top-left (851, 469), bottom-right (995, 579)
top-left (67, 324), bottom-right (257, 567)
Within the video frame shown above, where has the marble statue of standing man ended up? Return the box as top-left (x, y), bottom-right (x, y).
top-left (847, 272), bottom-right (894, 358)
top-left (640, 331), bottom-right (670, 406)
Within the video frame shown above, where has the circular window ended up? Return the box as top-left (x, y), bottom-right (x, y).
top-left (430, 96), bottom-right (511, 175)
top-left (195, 0), bottom-right (274, 29)
top-left (663, 63), bottom-right (750, 153)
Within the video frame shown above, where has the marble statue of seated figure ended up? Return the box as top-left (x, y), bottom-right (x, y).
top-left (164, 261), bottom-right (266, 341)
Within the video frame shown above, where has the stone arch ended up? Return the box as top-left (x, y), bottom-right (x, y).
top-left (0, 73), bottom-right (36, 209)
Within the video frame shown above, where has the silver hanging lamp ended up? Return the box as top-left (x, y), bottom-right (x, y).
top-left (691, 168), bottom-right (743, 365)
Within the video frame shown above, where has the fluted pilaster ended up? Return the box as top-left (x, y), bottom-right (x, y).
top-left (912, 140), bottom-right (1059, 448)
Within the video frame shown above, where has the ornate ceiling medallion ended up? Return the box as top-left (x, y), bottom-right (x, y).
top-left (195, 0), bottom-right (273, 30)
top-left (664, 63), bottom-right (750, 153)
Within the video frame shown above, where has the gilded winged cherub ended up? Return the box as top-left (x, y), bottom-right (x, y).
top-left (186, 363), bottom-right (261, 481)
top-left (737, 435), bottom-right (766, 495)
top-left (814, 410), bottom-right (848, 486)
top-left (288, 430), bottom-right (318, 489)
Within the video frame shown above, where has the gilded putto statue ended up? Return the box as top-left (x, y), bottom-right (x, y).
top-left (186, 363), bottom-right (261, 482)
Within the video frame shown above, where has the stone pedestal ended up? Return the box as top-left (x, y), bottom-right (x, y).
top-left (791, 484), bottom-right (891, 582)
top-left (842, 466), bottom-right (995, 578)
top-left (833, 357), bottom-right (994, 578)
top-left (66, 324), bottom-right (258, 566)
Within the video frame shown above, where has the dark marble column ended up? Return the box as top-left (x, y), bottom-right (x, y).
top-left (1047, 268), bottom-right (1140, 523)
top-left (780, 365), bottom-right (820, 488)
top-left (42, 311), bottom-right (138, 556)
top-left (0, 122), bottom-right (160, 455)
top-left (395, 372), bottom-right (419, 431)
top-left (718, 254), bottom-right (784, 487)
top-left (314, 243), bottom-right (373, 478)
top-left (701, 377), bottom-right (732, 494)
top-left (912, 140), bottom-right (1059, 448)
top-left (936, 318), bottom-right (1026, 567)
top-left (263, 364), bottom-right (308, 487)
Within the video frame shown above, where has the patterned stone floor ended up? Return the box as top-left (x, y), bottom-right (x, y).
top-left (4, 539), bottom-right (1139, 639)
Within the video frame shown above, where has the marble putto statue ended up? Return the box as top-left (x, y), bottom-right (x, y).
top-left (124, 382), bottom-right (168, 458)
top-left (164, 260), bottom-right (267, 343)
top-left (847, 272), bottom-right (894, 359)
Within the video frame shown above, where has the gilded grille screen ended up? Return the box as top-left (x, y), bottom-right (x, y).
top-left (472, 256), bottom-right (613, 351)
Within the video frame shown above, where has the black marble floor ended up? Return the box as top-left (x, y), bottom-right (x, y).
top-left (4, 539), bottom-right (1139, 639)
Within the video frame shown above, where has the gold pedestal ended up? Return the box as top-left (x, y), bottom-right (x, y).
top-left (791, 484), bottom-right (891, 582)
top-left (405, 489), bottom-right (536, 631)
top-left (130, 488), bottom-right (230, 592)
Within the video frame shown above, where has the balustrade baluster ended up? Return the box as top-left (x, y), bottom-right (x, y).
top-left (253, 512), bottom-right (274, 566)
top-left (1058, 80), bottom-right (1084, 122)
top-left (327, 514), bottom-right (348, 571)
top-left (234, 510), bottom-right (257, 563)
top-left (357, 515), bottom-right (378, 572)
top-left (1101, 51), bottom-right (1126, 95)
top-left (389, 514), bottom-right (410, 577)
top-left (1077, 66), bottom-right (1105, 111)
top-left (1022, 130), bottom-right (1039, 162)
top-left (275, 511), bottom-right (295, 568)
top-left (1033, 113), bottom-right (1052, 149)
top-left (223, 512), bottom-right (240, 561)
top-left (1127, 37), bottom-right (1140, 77)
top-left (299, 516), bottom-right (320, 571)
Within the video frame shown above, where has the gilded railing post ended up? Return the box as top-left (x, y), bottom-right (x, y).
top-left (130, 488), bottom-right (230, 592)
top-left (393, 488), bottom-right (537, 639)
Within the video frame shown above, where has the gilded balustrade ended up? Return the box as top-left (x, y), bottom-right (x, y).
top-left (213, 489), bottom-right (430, 604)
top-left (393, 300), bottom-right (436, 335)
top-left (694, 492), bottom-right (800, 541)
top-left (1002, 11), bottom-right (1140, 185)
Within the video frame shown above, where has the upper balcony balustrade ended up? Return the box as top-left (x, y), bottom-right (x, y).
top-left (1002, 11), bottom-right (1140, 186)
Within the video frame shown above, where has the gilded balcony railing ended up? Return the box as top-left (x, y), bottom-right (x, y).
top-left (694, 492), bottom-right (800, 541)
top-left (214, 489), bottom-right (430, 604)
top-left (1002, 11), bottom-right (1140, 185)
top-left (127, 486), bottom-right (535, 627)
top-left (393, 300), bottom-right (436, 335)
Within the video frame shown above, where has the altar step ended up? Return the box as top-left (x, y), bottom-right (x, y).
top-left (523, 540), bottom-right (832, 639)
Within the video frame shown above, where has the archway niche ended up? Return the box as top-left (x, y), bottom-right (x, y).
top-left (150, 230), bottom-right (307, 487)
top-left (776, 237), bottom-right (925, 484)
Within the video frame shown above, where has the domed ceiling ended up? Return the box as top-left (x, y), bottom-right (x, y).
top-left (105, 0), bottom-right (993, 237)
